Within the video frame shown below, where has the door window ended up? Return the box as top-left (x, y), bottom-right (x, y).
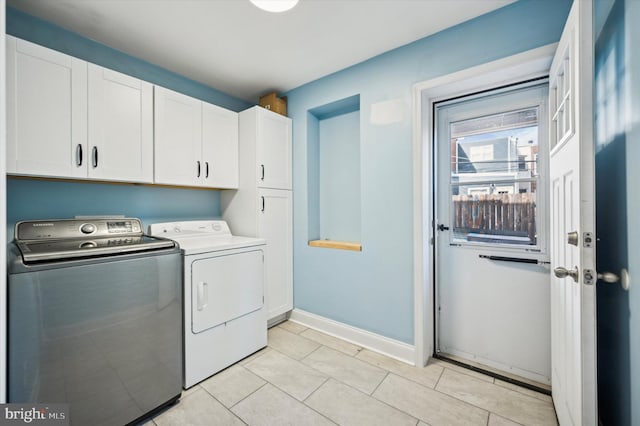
top-left (448, 106), bottom-right (542, 247)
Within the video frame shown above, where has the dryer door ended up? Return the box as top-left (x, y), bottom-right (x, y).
top-left (191, 250), bottom-right (264, 333)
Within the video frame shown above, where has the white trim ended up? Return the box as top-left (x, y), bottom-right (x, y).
top-left (289, 309), bottom-right (415, 365)
top-left (1, 0), bottom-right (8, 403)
top-left (411, 43), bottom-right (557, 367)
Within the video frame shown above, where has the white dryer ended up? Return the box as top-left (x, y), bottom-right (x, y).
top-left (149, 220), bottom-right (267, 388)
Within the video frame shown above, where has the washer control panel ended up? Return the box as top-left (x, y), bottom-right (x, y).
top-left (16, 218), bottom-right (143, 241)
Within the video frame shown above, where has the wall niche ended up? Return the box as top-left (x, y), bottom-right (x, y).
top-left (307, 94), bottom-right (361, 251)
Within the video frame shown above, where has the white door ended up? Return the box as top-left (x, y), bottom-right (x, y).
top-left (256, 108), bottom-right (292, 190)
top-left (435, 83), bottom-right (551, 384)
top-left (154, 86), bottom-right (202, 186)
top-left (549, 1), bottom-right (596, 425)
top-left (258, 188), bottom-right (293, 320)
top-left (202, 102), bottom-right (239, 189)
top-left (88, 64), bottom-right (153, 183)
top-left (6, 36), bottom-right (87, 179)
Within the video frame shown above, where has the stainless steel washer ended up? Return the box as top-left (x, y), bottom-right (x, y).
top-left (7, 218), bottom-right (183, 426)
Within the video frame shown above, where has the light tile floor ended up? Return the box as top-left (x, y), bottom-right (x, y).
top-left (146, 321), bottom-right (557, 426)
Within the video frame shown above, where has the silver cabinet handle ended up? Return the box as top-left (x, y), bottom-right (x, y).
top-left (205, 162), bottom-right (209, 178)
top-left (92, 146), bottom-right (98, 168)
top-left (197, 161), bottom-right (201, 178)
top-left (261, 164), bottom-right (265, 181)
top-left (76, 144), bottom-right (83, 167)
top-left (261, 196), bottom-right (265, 212)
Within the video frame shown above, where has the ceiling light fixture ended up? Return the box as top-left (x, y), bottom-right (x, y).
top-left (250, 0), bottom-right (299, 13)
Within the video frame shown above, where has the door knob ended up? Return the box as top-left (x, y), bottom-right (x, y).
top-left (554, 266), bottom-right (579, 282)
top-left (597, 268), bottom-right (630, 291)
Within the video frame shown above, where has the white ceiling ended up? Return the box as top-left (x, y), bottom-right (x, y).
top-left (7, 0), bottom-right (515, 103)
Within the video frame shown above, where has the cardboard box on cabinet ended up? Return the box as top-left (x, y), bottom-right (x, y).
top-left (259, 92), bottom-right (287, 116)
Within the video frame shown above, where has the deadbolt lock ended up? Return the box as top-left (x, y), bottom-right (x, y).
top-left (567, 231), bottom-right (594, 247)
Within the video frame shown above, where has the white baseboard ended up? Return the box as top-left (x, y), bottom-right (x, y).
top-left (289, 309), bottom-right (416, 365)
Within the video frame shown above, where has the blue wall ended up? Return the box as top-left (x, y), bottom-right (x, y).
top-left (318, 110), bottom-right (361, 242)
top-left (5, 7), bottom-right (252, 237)
top-left (595, 0), bottom-right (640, 424)
top-left (284, 0), bottom-right (572, 344)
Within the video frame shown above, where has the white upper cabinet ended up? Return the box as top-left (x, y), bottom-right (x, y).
top-left (7, 36), bottom-right (153, 183)
top-left (202, 102), bottom-right (239, 189)
top-left (155, 86), bottom-right (239, 188)
top-left (6, 35), bottom-right (88, 178)
top-left (255, 108), bottom-right (292, 190)
top-left (154, 86), bottom-right (203, 186)
top-left (88, 64), bottom-right (153, 183)
top-left (7, 35), bottom-right (238, 188)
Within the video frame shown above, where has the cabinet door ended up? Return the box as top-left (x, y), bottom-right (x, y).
top-left (154, 86), bottom-right (202, 186)
top-left (258, 189), bottom-right (293, 319)
top-left (256, 109), bottom-right (292, 190)
top-left (202, 103), bottom-right (239, 189)
top-left (6, 36), bottom-right (88, 178)
top-left (88, 65), bottom-right (153, 183)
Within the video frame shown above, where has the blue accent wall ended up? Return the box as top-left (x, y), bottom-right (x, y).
top-left (318, 110), bottom-right (361, 242)
top-left (285, 0), bottom-right (571, 344)
top-left (595, 0), bottom-right (640, 423)
top-left (5, 7), bottom-right (252, 238)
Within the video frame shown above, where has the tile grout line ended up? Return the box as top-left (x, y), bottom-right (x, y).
top-left (434, 367), bottom-right (551, 425)
top-left (366, 372), bottom-right (425, 424)
top-left (300, 377), bottom-right (341, 426)
top-left (493, 379), bottom-right (552, 402)
top-left (226, 381), bottom-right (269, 411)
top-left (302, 376), bottom-right (331, 402)
top-left (369, 371), bottom-right (390, 396)
top-left (311, 371), bottom-right (422, 425)
top-left (354, 351), bottom-right (445, 390)
top-left (198, 384), bottom-right (252, 426)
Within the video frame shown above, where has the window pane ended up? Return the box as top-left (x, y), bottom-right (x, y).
top-left (449, 107), bottom-right (540, 247)
top-left (451, 183), bottom-right (538, 245)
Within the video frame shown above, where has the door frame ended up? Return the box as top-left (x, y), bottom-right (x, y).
top-left (411, 44), bottom-right (558, 367)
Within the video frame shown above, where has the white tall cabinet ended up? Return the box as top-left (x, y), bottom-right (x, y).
top-left (154, 86), bottom-right (239, 189)
top-left (222, 107), bottom-right (293, 321)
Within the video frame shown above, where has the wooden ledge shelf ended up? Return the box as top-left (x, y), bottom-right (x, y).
top-left (308, 240), bottom-right (362, 252)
